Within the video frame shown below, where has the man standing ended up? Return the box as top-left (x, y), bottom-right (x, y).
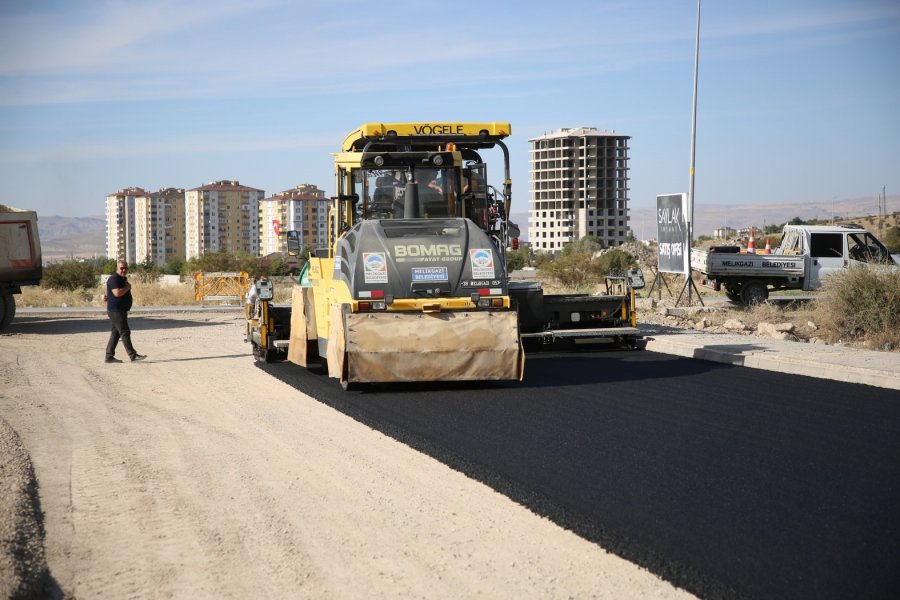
top-left (105, 260), bottom-right (146, 363)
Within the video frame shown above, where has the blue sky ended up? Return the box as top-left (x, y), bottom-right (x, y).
top-left (1, 0), bottom-right (898, 223)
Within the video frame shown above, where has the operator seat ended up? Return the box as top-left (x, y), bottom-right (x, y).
top-left (371, 176), bottom-right (396, 217)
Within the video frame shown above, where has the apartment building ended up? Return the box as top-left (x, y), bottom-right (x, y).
top-left (529, 127), bottom-right (630, 251)
top-left (259, 184), bottom-right (328, 255)
top-left (134, 188), bottom-right (185, 266)
top-left (106, 187), bottom-right (148, 263)
top-left (185, 180), bottom-right (264, 260)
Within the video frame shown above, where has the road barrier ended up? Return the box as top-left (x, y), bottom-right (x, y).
top-left (193, 271), bottom-right (250, 305)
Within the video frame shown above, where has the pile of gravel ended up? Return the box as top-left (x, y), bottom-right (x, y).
top-left (0, 417), bottom-right (51, 599)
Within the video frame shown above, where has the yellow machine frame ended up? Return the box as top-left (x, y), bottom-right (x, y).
top-left (288, 122), bottom-right (524, 387)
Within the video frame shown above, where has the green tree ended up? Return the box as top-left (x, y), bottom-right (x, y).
top-left (789, 216), bottom-right (803, 225)
top-left (42, 260), bottom-right (99, 291)
top-left (99, 258), bottom-right (118, 275)
top-left (163, 257), bottom-right (184, 276)
top-left (266, 255), bottom-right (292, 276)
top-left (184, 250), bottom-right (258, 276)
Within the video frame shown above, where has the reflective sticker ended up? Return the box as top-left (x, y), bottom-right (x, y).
top-left (469, 249), bottom-right (495, 279)
top-left (363, 252), bottom-right (388, 283)
top-left (411, 267), bottom-right (449, 282)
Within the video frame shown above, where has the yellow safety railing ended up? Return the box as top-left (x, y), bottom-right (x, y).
top-left (193, 271), bottom-right (250, 305)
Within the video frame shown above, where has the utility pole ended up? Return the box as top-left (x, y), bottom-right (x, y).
top-left (679, 0), bottom-right (703, 306)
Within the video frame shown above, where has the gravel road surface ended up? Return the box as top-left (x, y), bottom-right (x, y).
top-left (0, 312), bottom-right (692, 599)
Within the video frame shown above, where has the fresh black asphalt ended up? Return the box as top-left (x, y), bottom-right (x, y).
top-left (260, 349), bottom-right (900, 600)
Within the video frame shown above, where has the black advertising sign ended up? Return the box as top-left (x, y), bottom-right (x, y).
top-left (657, 193), bottom-right (687, 273)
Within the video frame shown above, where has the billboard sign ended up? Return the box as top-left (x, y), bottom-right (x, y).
top-left (657, 193), bottom-right (688, 274)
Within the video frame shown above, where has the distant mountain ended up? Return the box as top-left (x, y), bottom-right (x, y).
top-left (39, 215), bottom-right (106, 260)
top-left (513, 196), bottom-right (897, 242)
top-left (631, 195), bottom-right (897, 240)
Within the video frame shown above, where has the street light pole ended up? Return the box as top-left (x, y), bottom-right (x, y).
top-left (682, 0), bottom-right (701, 304)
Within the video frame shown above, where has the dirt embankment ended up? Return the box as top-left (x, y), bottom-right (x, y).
top-left (0, 311), bottom-right (693, 599)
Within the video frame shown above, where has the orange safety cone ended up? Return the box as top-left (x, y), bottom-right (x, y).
top-left (763, 238), bottom-right (771, 254)
top-left (747, 231), bottom-right (756, 254)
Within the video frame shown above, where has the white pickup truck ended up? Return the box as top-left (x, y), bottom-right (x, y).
top-left (690, 224), bottom-right (898, 305)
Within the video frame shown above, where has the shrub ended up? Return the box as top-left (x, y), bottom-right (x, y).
top-left (595, 248), bottom-right (636, 277)
top-left (131, 281), bottom-right (197, 306)
top-left (881, 226), bottom-right (900, 253)
top-left (42, 261), bottom-right (99, 291)
top-left (561, 235), bottom-right (603, 256)
top-left (538, 252), bottom-right (601, 291)
top-left (813, 266), bottom-right (900, 350)
top-left (537, 245), bottom-right (636, 292)
top-left (505, 248), bottom-right (529, 272)
top-left (132, 257), bottom-right (161, 284)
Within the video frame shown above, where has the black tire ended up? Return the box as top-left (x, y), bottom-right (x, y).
top-left (0, 294), bottom-right (15, 330)
top-left (252, 342), bottom-right (275, 363)
top-left (740, 281), bottom-right (768, 306)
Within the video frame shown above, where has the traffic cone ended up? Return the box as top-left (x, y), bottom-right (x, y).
top-left (747, 231), bottom-right (756, 254)
top-left (763, 238), bottom-right (771, 254)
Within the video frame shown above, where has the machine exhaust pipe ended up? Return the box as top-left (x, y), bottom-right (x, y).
top-left (404, 182), bottom-right (420, 218)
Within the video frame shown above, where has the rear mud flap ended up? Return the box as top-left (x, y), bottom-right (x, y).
top-left (287, 286), bottom-right (318, 367)
top-left (327, 304), bottom-right (347, 380)
top-left (332, 308), bottom-right (524, 384)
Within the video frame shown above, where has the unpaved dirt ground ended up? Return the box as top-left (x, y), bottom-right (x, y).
top-left (0, 311), bottom-right (693, 599)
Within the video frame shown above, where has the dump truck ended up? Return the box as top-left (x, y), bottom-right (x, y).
top-left (690, 224), bottom-right (898, 305)
top-left (0, 204), bottom-right (43, 330)
top-left (247, 122), bottom-right (644, 388)
top-left (0, 205), bottom-right (42, 330)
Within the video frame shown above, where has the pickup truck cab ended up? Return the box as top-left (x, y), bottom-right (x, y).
top-left (690, 224), bottom-right (898, 305)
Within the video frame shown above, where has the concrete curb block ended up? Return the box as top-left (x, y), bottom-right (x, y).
top-left (645, 338), bottom-right (900, 391)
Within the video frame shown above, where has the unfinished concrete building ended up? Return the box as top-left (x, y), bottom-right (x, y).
top-left (529, 127), bottom-right (630, 251)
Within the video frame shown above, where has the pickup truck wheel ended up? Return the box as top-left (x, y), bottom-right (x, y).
top-left (740, 282), bottom-right (768, 306)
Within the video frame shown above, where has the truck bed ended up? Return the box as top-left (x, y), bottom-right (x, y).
top-left (690, 248), bottom-right (805, 279)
